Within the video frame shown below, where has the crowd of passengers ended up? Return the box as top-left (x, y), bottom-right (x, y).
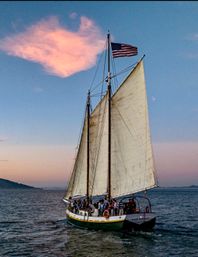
top-left (68, 196), bottom-right (139, 217)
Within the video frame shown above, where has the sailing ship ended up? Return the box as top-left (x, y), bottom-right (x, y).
top-left (63, 33), bottom-right (157, 231)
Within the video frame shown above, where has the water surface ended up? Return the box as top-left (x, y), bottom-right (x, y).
top-left (0, 188), bottom-right (197, 256)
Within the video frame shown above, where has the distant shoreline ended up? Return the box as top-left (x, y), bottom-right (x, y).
top-left (0, 178), bottom-right (41, 190)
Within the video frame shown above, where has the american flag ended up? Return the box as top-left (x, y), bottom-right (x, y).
top-left (111, 42), bottom-right (138, 58)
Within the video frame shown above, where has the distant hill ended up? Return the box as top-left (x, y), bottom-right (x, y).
top-left (0, 178), bottom-right (38, 189)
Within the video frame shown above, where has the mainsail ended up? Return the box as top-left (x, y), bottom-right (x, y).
top-left (111, 60), bottom-right (156, 197)
top-left (65, 59), bottom-right (157, 199)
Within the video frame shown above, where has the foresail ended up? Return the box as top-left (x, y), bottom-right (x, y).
top-left (111, 60), bottom-right (157, 197)
top-left (89, 94), bottom-right (108, 196)
top-left (65, 116), bottom-right (87, 198)
top-left (65, 94), bottom-right (109, 199)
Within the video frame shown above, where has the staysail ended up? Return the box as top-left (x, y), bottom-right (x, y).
top-left (65, 59), bottom-right (157, 199)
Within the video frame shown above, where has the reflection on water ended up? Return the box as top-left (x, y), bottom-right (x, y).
top-left (0, 188), bottom-right (198, 256)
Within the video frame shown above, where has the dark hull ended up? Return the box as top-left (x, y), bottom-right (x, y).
top-left (123, 217), bottom-right (156, 232)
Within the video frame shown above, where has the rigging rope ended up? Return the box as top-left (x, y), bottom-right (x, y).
top-left (111, 62), bottom-right (137, 80)
top-left (89, 40), bottom-right (107, 92)
top-left (100, 40), bottom-right (107, 102)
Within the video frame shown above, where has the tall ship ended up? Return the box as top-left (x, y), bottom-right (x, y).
top-left (63, 33), bottom-right (158, 231)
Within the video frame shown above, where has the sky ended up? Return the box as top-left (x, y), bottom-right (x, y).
top-left (0, 1), bottom-right (198, 188)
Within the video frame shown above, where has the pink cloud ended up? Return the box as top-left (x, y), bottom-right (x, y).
top-left (0, 16), bottom-right (105, 77)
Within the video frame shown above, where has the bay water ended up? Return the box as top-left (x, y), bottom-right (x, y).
top-left (0, 188), bottom-right (197, 256)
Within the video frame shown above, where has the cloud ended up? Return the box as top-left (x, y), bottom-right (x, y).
top-left (0, 16), bottom-right (105, 78)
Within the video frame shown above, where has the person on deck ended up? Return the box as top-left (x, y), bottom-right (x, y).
top-left (128, 198), bottom-right (136, 214)
top-left (98, 199), bottom-right (104, 216)
top-left (88, 200), bottom-right (95, 216)
top-left (109, 199), bottom-right (114, 216)
top-left (104, 197), bottom-right (109, 210)
top-left (82, 199), bottom-right (87, 210)
top-left (73, 200), bottom-right (79, 214)
top-left (118, 201), bottom-right (124, 215)
top-left (113, 199), bottom-right (118, 216)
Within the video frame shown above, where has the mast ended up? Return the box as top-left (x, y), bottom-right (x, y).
top-left (86, 90), bottom-right (90, 200)
top-left (107, 32), bottom-right (111, 200)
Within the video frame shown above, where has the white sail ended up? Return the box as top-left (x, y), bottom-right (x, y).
top-left (65, 117), bottom-right (87, 198)
top-left (65, 59), bottom-right (157, 199)
top-left (65, 95), bottom-right (109, 198)
top-left (111, 60), bottom-right (157, 197)
top-left (89, 94), bottom-right (108, 196)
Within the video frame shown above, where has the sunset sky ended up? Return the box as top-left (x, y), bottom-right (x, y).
top-left (0, 1), bottom-right (198, 188)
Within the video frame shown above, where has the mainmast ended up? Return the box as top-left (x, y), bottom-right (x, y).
top-left (86, 90), bottom-right (90, 200)
top-left (107, 33), bottom-right (111, 200)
